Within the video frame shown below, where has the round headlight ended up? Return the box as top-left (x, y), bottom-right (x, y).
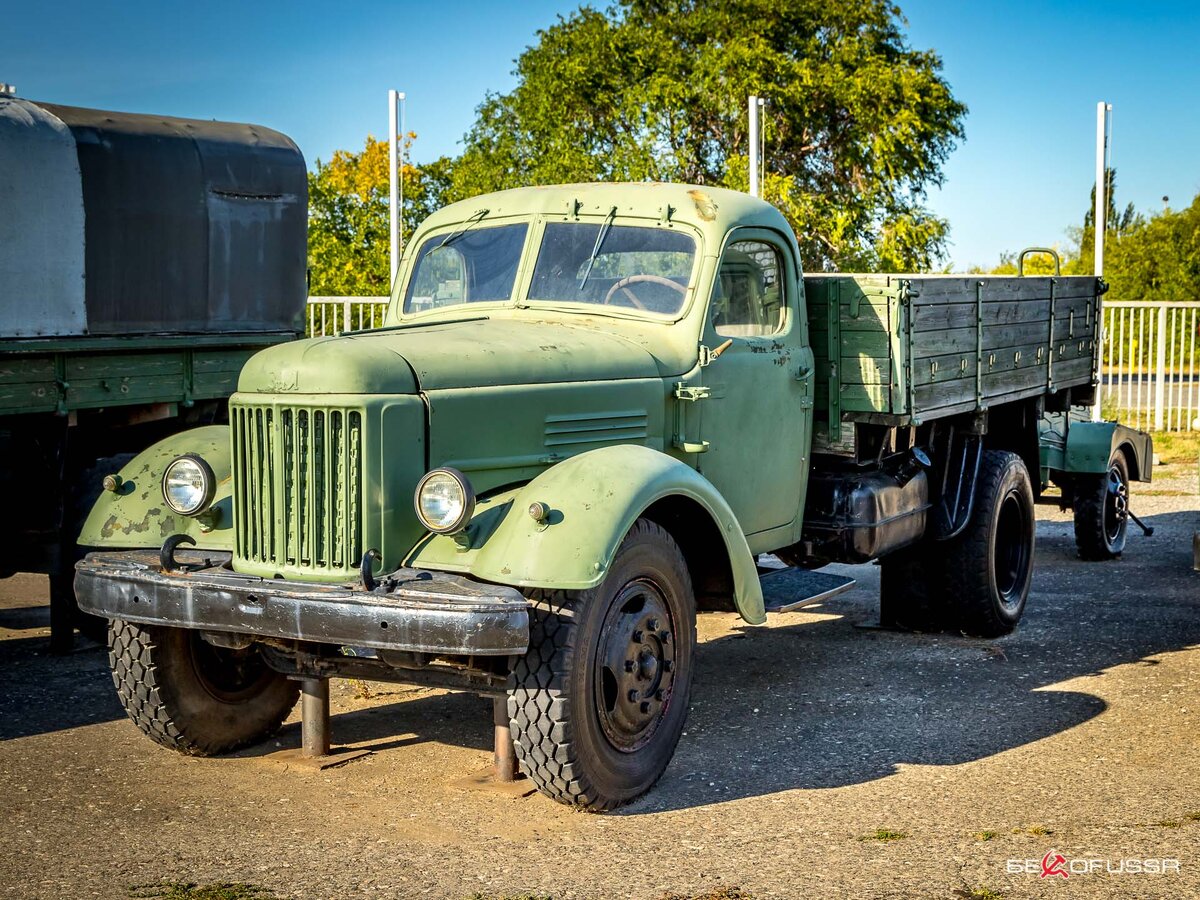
top-left (415, 467), bottom-right (475, 534)
top-left (162, 454), bottom-right (216, 516)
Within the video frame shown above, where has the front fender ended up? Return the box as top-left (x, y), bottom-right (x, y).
top-left (1064, 421), bottom-right (1153, 482)
top-left (78, 426), bottom-right (234, 550)
top-left (407, 444), bottom-right (766, 624)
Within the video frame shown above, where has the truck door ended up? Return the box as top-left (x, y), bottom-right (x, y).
top-left (694, 231), bottom-right (814, 539)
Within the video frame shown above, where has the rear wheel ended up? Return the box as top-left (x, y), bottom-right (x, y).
top-left (879, 538), bottom-right (948, 631)
top-left (1073, 450), bottom-right (1130, 560)
top-left (507, 519), bottom-right (696, 811)
top-left (109, 619), bottom-right (299, 754)
top-left (943, 450), bottom-right (1036, 637)
top-left (54, 453), bottom-right (137, 647)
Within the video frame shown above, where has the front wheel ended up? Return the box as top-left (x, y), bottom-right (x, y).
top-left (1072, 450), bottom-right (1130, 560)
top-left (943, 450), bottom-right (1036, 637)
top-left (507, 519), bottom-right (696, 811)
top-left (108, 620), bottom-right (299, 755)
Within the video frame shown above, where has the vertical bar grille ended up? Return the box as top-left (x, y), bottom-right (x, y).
top-left (232, 402), bottom-right (363, 574)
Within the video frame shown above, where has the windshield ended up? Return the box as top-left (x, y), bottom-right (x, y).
top-left (403, 223), bottom-right (528, 313)
top-left (528, 223), bottom-right (696, 315)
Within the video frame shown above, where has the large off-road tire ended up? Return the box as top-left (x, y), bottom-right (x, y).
top-left (879, 538), bottom-right (948, 631)
top-left (507, 519), bottom-right (696, 811)
top-left (943, 450), bottom-right (1036, 637)
top-left (1072, 450), bottom-right (1130, 560)
top-left (108, 619), bottom-right (299, 755)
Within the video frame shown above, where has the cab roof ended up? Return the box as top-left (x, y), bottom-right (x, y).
top-left (414, 182), bottom-right (793, 252)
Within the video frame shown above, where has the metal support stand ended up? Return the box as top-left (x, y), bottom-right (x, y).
top-left (300, 677), bottom-right (331, 758)
top-left (493, 696), bottom-right (517, 783)
top-left (265, 676), bottom-right (370, 770)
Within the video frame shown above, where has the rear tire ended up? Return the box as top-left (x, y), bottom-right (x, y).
top-left (879, 538), bottom-right (948, 631)
top-left (108, 619), bottom-right (299, 755)
top-left (507, 519), bottom-right (696, 811)
top-left (1073, 451), bottom-right (1130, 560)
top-left (943, 450), bottom-right (1036, 637)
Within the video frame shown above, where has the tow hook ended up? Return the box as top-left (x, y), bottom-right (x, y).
top-left (360, 549), bottom-right (383, 591)
top-left (160, 533), bottom-right (197, 572)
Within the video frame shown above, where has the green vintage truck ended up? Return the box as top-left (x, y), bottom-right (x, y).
top-left (75, 183), bottom-right (1149, 809)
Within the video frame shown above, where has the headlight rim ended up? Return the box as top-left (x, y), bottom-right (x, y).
top-left (414, 466), bottom-right (476, 535)
top-left (161, 453), bottom-right (217, 517)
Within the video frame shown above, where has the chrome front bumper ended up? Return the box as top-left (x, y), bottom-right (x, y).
top-left (74, 550), bottom-right (529, 656)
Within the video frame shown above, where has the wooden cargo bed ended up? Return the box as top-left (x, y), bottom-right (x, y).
top-left (805, 274), bottom-right (1101, 448)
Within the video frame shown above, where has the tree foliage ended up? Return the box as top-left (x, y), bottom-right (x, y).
top-left (306, 136), bottom-right (452, 296)
top-left (446, 0), bottom-right (966, 272)
top-left (984, 170), bottom-right (1200, 304)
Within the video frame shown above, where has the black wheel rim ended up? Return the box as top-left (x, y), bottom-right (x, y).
top-left (994, 491), bottom-right (1030, 610)
top-left (189, 633), bottom-right (272, 703)
top-left (593, 578), bottom-right (677, 753)
top-left (1104, 464), bottom-right (1129, 544)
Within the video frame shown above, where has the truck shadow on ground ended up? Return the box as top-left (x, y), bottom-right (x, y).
top-left (625, 508), bottom-right (1199, 813)
top-left (1, 510), bottom-right (1196, 803)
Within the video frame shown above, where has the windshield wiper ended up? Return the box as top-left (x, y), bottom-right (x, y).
top-left (577, 206), bottom-right (617, 290)
top-left (440, 208), bottom-right (490, 248)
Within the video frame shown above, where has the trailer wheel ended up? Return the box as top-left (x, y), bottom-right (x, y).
top-left (944, 450), bottom-right (1036, 637)
top-left (1072, 450), bottom-right (1130, 560)
top-left (506, 519), bottom-right (695, 811)
top-left (108, 619), bottom-right (298, 755)
top-left (53, 453), bottom-right (138, 646)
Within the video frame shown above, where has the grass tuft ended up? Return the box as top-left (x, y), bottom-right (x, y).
top-left (974, 830), bottom-right (999, 841)
top-left (129, 884), bottom-right (272, 900)
top-left (656, 890), bottom-right (755, 900)
top-left (859, 828), bottom-right (908, 842)
top-left (954, 887), bottom-right (1004, 900)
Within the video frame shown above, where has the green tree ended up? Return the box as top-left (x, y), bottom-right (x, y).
top-left (1104, 194), bottom-right (1200, 303)
top-left (306, 135), bottom-right (452, 297)
top-left (447, 0), bottom-right (966, 272)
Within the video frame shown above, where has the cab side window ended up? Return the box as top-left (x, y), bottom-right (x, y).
top-left (711, 240), bottom-right (786, 337)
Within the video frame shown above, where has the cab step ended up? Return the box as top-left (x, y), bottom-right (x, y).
top-left (760, 567), bottom-right (855, 613)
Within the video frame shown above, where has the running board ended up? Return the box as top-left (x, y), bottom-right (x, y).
top-left (760, 567), bottom-right (856, 613)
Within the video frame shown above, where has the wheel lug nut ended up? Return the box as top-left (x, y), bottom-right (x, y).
top-left (624, 660), bottom-right (635, 673)
top-left (659, 630), bottom-right (670, 644)
top-left (647, 618), bottom-right (659, 631)
top-left (632, 629), bottom-right (644, 643)
top-left (639, 701), bottom-right (651, 714)
top-left (627, 689), bottom-right (639, 702)
top-left (663, 660), bottom-right (673, 672)
top-left (655, 689), bottom-right (665, 701)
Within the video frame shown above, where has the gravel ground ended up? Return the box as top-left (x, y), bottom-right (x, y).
top-left (1, 467), bottom-right (1197, 900)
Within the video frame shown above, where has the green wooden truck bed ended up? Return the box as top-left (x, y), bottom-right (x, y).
top-left (806, 274), bottom-right (1101, 449)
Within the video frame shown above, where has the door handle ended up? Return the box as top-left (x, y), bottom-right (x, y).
top-left (795, 364), bottom-right (813, 382)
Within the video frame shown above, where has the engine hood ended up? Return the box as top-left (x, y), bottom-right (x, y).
top-left (237, 317), bottom-right (662, 394)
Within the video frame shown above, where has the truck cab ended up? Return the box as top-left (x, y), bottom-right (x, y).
top-left (74, 183), bottom-right (1147, 810)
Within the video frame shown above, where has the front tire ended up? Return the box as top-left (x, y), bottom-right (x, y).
top-left (943, 450), bottom-right (1036, 637)
top-left (1072, 450), bottom-right (1130, 560)
top-left (108, 620), bottom-right (299, 755)
top-left (507, 519), bottom-right (696, 811)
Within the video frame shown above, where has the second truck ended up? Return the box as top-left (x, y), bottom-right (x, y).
top-left (73, 183), bottom-right (1150, 809)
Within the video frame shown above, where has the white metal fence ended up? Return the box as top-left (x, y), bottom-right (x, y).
top-left (306, 296), bottom-right (388, 337)
top-left (1099, 301), bottom-right (1200, 432)
top-left (307, 297), bottom-right (1200, 433)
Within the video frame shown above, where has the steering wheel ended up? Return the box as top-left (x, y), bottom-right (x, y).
top-left (602, 274), bottom-right (687, 310)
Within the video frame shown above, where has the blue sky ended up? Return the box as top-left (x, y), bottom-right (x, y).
top-left (4, 0), bottom-right (1197, 269)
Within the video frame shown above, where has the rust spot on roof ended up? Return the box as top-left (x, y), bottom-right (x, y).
top-left (687, 189), bottom-right (717, 221)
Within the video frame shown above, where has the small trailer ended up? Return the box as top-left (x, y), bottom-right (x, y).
top-left (0, 93), bottom-right (307, 649)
